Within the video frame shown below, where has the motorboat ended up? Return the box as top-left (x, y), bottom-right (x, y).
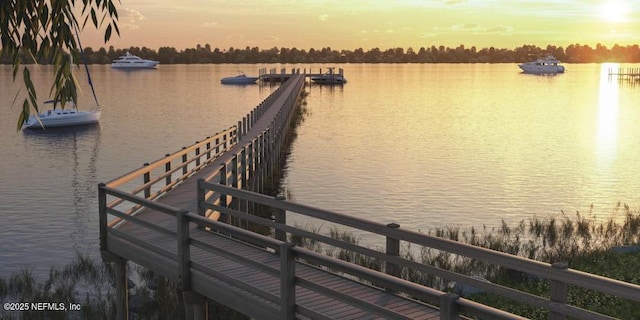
top-left (23, 100), bottom-right (101, 129)
top-left (111, 52), bottom-right (159, 69)
top-left (311, 70), bottom-right (347, 84)
top-left (518, 55), bottom-right (565, 74)
top-left (221, 72), bottom-right (259, 84)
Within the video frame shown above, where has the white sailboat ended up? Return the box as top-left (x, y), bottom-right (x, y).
top-left (23, 100), bottom-right (101, 129)
top-left (24, 31), bottom-right (102, 130)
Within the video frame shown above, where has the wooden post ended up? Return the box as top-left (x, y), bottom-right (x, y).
top-left (231, 155), bottom-right (239, 227)
top-left (183, 291), bottom-right (208, 320)
top-left (114, 258), bottom-right (129, 320)
top-left (98, 183), bottom-right (107, 250)
top-left (165, 154), bottom-right (172, 186)
top-left (177, 210), bottom-right (191, 291)
top-left (238, 120), bottom-right (243, 141)
top-left (219, 164), bottom-right (227, 208)
top-left (385, 223), bottom-right (401, 280)
top-left (143, 163), bottom-right (151, 198)
top-left (439, 292), bottom-right (460, 320)
top-left (205, 137), bottom-right (211, 160)
top-left (196, 178), bottom-right (206, 219)
top-left (280, 242), bottom-right (296, 320)
top-left (195, 142), bottom-right (201, 167)
top-left (182, 147), bottom-right (188, 175)
top-left (274, 195), bottom-right (287, 242)
top-left (549, 262), bottom-right (569, 320)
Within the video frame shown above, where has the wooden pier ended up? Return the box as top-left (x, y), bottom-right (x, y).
top-left (259, 67), bottom-right (345, 83)
top-left (99, 74), bottom-right (640, 319)
top-left (608, 67), bottom-right (640, 81)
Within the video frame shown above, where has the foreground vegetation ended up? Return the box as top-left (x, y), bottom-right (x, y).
top-left (3, 204), bottom-right (636, 319)
top-left (292, 203), bottom-right (640, 319)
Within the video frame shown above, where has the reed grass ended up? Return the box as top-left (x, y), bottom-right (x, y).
top-left (289, 203), bottom-right (640, 319)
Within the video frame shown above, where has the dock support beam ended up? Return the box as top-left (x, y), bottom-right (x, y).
top-left (114, 257), bottom-right (129, 320)
top-left (183, 291), bottom-right (208, 320)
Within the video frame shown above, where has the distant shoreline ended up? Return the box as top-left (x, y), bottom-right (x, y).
top-left (3, 43), bottom-right (640, 65)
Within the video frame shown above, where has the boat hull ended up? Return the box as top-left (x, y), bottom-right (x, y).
top-left (518, 65), bottom-right (565, 74)
top-left (111, 61), bottom-right (159, 69)
top-left (221, 77), bottom-right (259, 84)
top-left (311, 76), bottom-right (347, 84)
top-left (23, 109), bottom-right (101, 129)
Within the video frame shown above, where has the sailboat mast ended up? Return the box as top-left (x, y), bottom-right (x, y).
top-left (73, 24), bottom-right (100, 108)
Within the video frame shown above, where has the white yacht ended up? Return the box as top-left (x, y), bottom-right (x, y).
top-left (518, 55), bottom-right (565, 74)
top-left (23, 100), bottom-right (101, 129)
top-left (111, 52), bottom-right (159, 69)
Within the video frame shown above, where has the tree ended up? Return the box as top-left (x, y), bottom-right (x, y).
top-left (1, 0), bottom-right (119, 130)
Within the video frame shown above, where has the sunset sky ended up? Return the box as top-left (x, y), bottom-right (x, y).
top-left (81, 0), bottom-right (640, 51)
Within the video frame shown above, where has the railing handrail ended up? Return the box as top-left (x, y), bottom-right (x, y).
top-left (198, 181), bottom-right (640, 317)
top-left (99, 182), bottom-right (523, 319)
top-left (105, 126), bottom-right (236, 189)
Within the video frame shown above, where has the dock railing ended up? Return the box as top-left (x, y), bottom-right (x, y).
top-left (102, 75), bottom-right (304, 224)
top-left (197, 181), bottom-right (640, 320)
top-left (98, 181), bottom-right (523, 319)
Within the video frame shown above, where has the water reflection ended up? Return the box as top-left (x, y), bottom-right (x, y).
top-left (22, 124), bottom-right (101, 253)
top-left (596, 64), bottom-right (620, 162)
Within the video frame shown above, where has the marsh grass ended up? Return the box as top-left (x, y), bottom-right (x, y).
top-left (0, 252), bottom-right (116, 319)
top-left (290, 203), bottom-right (640, 319)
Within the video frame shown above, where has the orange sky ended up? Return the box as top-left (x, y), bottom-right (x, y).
top-left (80, 1), bottom-right (640, 51)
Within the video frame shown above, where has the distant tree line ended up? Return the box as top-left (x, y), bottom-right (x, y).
top-left (3, 43), bottom-right (640, 64)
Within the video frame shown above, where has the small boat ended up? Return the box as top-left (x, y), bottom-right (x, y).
top-left (221, 72), bottom-right (259, 84)
top-left (311, 70), bottom-right (347, 84)
top-left (111, 52), bottom-right (159, 69)
top-left (518, 55), bottom-right (565, 74)
top-left (23, 100), bottom-right (101, 129)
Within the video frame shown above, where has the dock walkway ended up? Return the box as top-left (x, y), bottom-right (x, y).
top-left (99, 72), bottom-right (640, 320)
top-left (100, 74), bottom-right (447, 319)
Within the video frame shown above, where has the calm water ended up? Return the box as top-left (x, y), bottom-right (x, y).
top-left (1, 63), bottom-right (639, 276)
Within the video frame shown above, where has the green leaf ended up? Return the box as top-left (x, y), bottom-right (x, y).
top-left (91, 7), bottom-right (97, 27)
top-left (104, 24), bottom-right (112, 43)
top-left (112, 21), bottom-right (120, 36)
top-left (23, 67), bottom-right (38, 109)
top-left (17, 100), bottom-right (29, 131)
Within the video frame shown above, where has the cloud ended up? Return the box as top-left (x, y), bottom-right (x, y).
top-left (484, 25), bottom-right (513, 34)
top-left (119, 8), bottom-right (146, 30)
top-left (452, 22), bottom-right (479, 30)
top-left (442, 0), bottom-right (466, 4)
top-left (318, 14), bottom-right (329, 21)
top-left (203, 22), bottom-right (219, 28)
top-left (225, 34), bottom-right (245, 41)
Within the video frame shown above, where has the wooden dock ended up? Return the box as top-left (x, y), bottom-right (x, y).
top-left (608, 67), bottom-right (640, 81)
top-left (259, 67), bottom-right (345, 83)
top-left (99, 74), bottom-right (640, 320)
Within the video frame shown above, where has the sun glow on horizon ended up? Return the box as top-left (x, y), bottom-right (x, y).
top-left (599, 1), bottom-right (628, 23)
